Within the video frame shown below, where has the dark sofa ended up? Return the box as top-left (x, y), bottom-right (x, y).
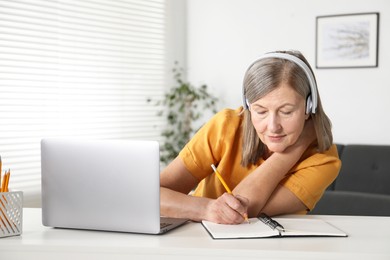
top-left (310, 144), bottom-right (390, 216)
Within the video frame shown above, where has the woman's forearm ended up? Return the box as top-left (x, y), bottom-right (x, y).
top-left (161, 187), bottom-right (249, 224)
top-left (233, 141), bottom-right (308, 216)
top-left (160, 187), bottom-right (210, 222)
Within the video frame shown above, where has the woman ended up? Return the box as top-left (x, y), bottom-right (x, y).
top-left (160, 50), bottom-right (341, 224)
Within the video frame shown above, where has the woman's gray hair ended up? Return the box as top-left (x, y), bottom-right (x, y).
top-left (241, 50), bottom-right (333, 167)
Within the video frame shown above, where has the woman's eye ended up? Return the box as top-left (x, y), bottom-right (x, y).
top-left (256, 111), bottom-right (267, 115)
top-left (280, 111), bottom-right (292, 115)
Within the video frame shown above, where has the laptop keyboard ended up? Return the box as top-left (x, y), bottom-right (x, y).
top-left (160, 222), bottom-right (172, 229)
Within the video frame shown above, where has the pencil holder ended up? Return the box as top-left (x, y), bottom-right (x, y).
top-left (0, 191), bottom-right (23, 238)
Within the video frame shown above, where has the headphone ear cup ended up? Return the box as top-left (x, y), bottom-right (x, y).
top-left (245, 99), bottom-right (250, 110)
top-left (306, 96), bottom-right (313, 114)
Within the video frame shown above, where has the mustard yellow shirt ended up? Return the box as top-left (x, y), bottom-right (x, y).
top-left (179, 107), bottom-right (341, 212)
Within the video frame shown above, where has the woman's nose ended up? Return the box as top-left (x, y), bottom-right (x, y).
top-left (267, 114), bottom-right (282, 132)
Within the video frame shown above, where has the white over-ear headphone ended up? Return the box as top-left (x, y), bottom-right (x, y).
top-left (243, 52), bottom-right (318, 114)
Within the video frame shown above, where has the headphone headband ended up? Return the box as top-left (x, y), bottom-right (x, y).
top-left (243, 52), bottom-right (318, 114)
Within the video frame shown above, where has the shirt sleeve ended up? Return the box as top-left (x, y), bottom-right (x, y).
top-left (281, 144), bottom-right (341, 211)
top-left (179, 108), bottom-right (242, 181)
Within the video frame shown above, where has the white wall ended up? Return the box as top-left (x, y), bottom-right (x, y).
top-left (166, 0), bottom-right (187, 79)
top-left (184, 0), bottom-right (390, 145)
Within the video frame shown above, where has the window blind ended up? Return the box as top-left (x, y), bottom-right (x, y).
top-left (0, 0), bottom-right (167, 207)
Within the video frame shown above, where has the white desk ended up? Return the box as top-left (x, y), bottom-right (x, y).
top-left (1, 208), bottom-right (390, 260)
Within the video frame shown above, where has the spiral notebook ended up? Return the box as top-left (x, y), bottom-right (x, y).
top-left (202, 214), bottom-right (347, 239)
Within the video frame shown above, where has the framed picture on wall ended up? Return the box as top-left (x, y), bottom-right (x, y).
top-left (316, 12), bottom-right (379, 69)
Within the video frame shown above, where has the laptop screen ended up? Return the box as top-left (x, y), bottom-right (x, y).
top-left (41, 138), bottom-right (162, 233)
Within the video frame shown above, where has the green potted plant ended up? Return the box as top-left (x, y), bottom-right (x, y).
top-left (148, 62), bottom-right (218, 164)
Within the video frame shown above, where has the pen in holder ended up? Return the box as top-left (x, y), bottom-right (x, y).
top-left (0, 191), bottom-right (23, 238)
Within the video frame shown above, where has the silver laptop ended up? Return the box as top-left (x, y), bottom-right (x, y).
top-left (41, 138), bottom-right (188, 234)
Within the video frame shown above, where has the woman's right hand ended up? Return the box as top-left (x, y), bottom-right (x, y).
top-left (205, 193), bottom-right (249, 224)
top-left (161, 156), bottom-right (249, 224)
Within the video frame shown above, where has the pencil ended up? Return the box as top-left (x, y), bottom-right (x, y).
top-left (211, 164), bottom-right (249, 223)
top-left (0, 156), bottom-right (2, 191)
top-left (1, 169), bottom-right (10, 193)
top-left (0, 156), bottom-right (3, 192)
top-left (211, 164), bottom-right (232, 193)
top-left (1, 174), bottom-right (4, 193)
top-left (4, 169), bottom-right (10, 192)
